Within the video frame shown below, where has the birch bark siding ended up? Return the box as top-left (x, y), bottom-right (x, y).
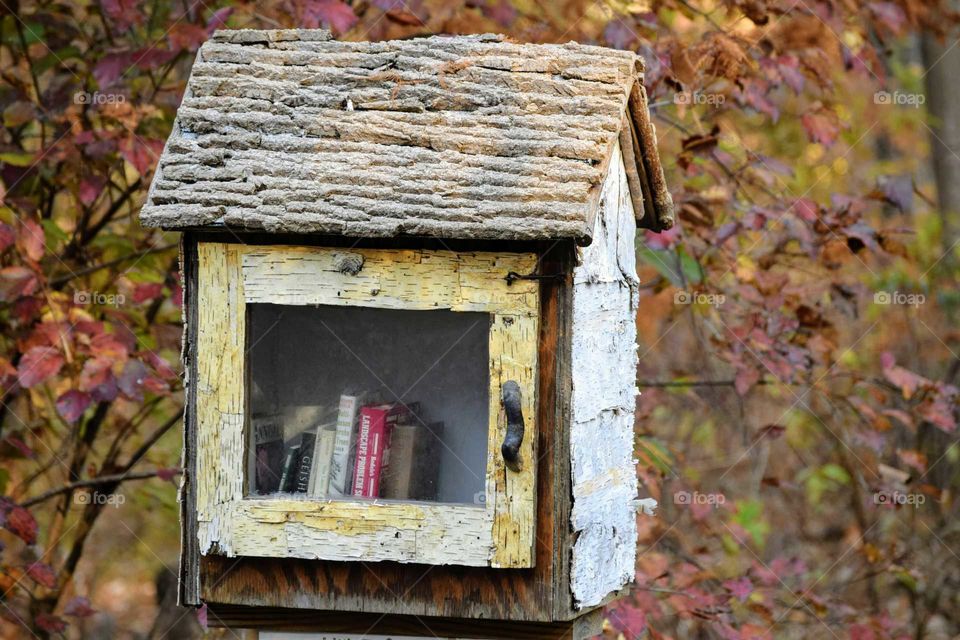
top-left (569, 143), bottom-right (641, 608)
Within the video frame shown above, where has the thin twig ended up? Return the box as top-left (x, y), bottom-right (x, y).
top-left (51, 243), bottom-right (177, 287)
top-left (20, 469), bottom-right (180, 508)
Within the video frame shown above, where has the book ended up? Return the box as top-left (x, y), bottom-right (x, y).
top-left (309, 424), bottom-right (337, 497)
top-left (328, 395), bottom-right (361, 497)
top-left (381, 421), bottom-right (443, 501)
top-left (294, 431), bottom-right (317, 494)
top-left (416, 421), bottom-right (443, 501)
top-left (380, 423), bottom-right (419, 500)
top-left (351, 403), bottom-right (413, 498)
top-left (279, 445), bottom-right (301, 493)
top-left (252, 415), bottom-right (284, 494)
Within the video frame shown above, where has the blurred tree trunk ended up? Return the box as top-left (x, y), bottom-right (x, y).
top-left (922, 18), bottom-right (960, 247)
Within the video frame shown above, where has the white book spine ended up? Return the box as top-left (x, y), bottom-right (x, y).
top-left (309, 428), bottom-right (336, 497)
top-left (328, 395), bottom-right (359, 496)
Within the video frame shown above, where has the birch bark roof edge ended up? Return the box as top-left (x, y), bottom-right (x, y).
top-left (139, 30), bottom-right (673, 242)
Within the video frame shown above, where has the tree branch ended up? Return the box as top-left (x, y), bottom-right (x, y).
top-left (20, 469), bottom-right (180, 508)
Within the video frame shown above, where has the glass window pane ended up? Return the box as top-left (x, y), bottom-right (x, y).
top-left (246, 304), bottom-right (490, 505)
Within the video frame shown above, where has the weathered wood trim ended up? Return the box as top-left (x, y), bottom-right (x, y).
top-left (569, 143), bottom-right (642, 608)
top-left (209, 605), bottom-right (604, 640)
top-left (178, 234), bottom-right (201, 606)
top-left (240, 246), bottom-right (539, 316)
top-left (628, 82), bottom-right (674, 231)
top-left (195, 244), bottom-right (539, 567)
top-left (618, 115), bottom-right (647, 226)
top-left (541, 245), bottom-right (579, 622)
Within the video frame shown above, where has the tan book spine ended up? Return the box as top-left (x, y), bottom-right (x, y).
top-left (309, 426), bottom-right (337, 498)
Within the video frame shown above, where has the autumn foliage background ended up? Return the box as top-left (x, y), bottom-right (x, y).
top-left (1, 0), bottom-right (959, 638)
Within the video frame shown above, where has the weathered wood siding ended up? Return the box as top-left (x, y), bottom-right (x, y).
top-left (569, 142), bottom-right (641, 608)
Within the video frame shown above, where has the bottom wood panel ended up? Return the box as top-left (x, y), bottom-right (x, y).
top-left (210, 607), bottom-right (604, 640)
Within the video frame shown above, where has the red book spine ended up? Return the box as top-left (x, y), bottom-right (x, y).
top-left (352, 404), bottom-right (411, 498)
top-left (352, 407), bottom-right (385, 497)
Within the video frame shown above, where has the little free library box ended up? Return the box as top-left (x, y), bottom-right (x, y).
top-left (139, 28), bottom-right (672, 639)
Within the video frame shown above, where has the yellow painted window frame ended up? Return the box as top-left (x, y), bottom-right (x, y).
top-left (194, 242), bottom-right (539, 568)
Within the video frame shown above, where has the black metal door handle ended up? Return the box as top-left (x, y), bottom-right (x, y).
top-left (501, 380), bottom-right (524, 472)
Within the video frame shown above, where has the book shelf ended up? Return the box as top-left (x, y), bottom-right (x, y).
top-left (247, 304), bottom-right (490, 505)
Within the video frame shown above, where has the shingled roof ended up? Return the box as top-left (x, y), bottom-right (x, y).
top-left (139, 29), bottom-right (673, 243)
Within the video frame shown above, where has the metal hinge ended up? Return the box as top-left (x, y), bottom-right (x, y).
top-left (504, 271), bottom-right (565, 285)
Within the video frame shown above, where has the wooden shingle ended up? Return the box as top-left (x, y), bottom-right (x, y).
top-left (140, 30), bottom-right (673, 242)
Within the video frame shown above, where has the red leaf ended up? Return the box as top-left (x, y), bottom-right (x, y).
top-left (156, 467), bottom-right (180, 482)
top-left (56, 390), bottom-right (92, 424)
top-left (604, 18), bottom-right (638, 50)
top-left (849, 623), bottom-right (877, 640)
top-left (723, 576), bottom-right (753, 602)
top-left (735, 366), bottom-right (760, 396)
top-left (881, 352), bottom-right (929, 400)
top-left (197, 603), bottom-right (208, 629)
top-left (206, 6), bottom-right (234, 33)
top-left (17, 346), bottom-right (65, 389)
top-left (778, 55), bottom-right (805, 93)
top-left (64, 596), bottom-right (96, 618)
top-left (869, 2), bottom-right (905, 33)
top-left (80, 357), bottom-right (118, 401)
top-left (0, 223), bottom-right (14, 251)
top-left (119, 136), bottom-right (163, 176)
top-left (896, 449), bottom-right (927, 473)
top-left (917, 395), bottom-right (956, 433)
top-left (2, 436), bottom-right (34, 458)
top-left (130, 47), bottom-right (177, 70)
top-left (145, 351), bottom-right (177, 380)
top-left (753, 424), bottom-right (786, 442)
top-left (0, 266), bottom-right (39, 302)
top-left (133, 282), bottom-right (164, 304)
top-left (302, 0), bottom-right (358, 34)
top-left (34, 613), bottom-right (67, 634)
top-left (26, 562), bottom-right (57, 589)
top-left (118, 359), bottom-right (147, 400)
top-left (3, 504), bottom-right (38, 544)
top-left (17, 218), bottom-right (45, 262)
top-left (102, 0), bottom-right (143, 31)
top-left (142, 376), bottom-right (170, 395)
top-left (791, 198), bottom-right (820, 223)
top-left (94, 52), bottom-right (128, 89)
top-left (90, 333), bottom-right (129, 362)
top-left (606, 601), bottom-right (646, 636)
top-left (480, 0), bottom-right (517, 26)
top-left (168, 23), bottom-right (208, 52)
top-left (801, 108), bottom-right (842, 146)
top-left (644, 225), bottom-right (681, 250)
top-left (79, 176), bottom-right (106, 206)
